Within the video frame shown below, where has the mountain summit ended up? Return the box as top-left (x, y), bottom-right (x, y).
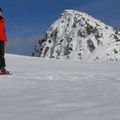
top-left (33, 9), bottom-right (120, 61)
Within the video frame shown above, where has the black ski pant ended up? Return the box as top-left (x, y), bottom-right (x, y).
top-left (0, 41), bottom-right (6, 68)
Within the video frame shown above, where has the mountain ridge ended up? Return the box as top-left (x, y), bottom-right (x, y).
top-left (33, 9), bottom-right (120, 61)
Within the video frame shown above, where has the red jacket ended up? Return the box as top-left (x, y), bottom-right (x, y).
top-left (0, 17), bottom-right (7, 43)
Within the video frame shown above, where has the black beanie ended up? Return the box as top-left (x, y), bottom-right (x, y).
top-left (0, 8), bottom-right (2, 12)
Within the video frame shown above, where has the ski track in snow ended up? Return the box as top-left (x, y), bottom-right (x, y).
top-left (0, 54), bottom-right (120, 120)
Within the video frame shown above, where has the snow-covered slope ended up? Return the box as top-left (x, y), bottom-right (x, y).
top-left (0, 54), bottom-right (120, 120)
top-left (33, 9), bottom-right (120, 61)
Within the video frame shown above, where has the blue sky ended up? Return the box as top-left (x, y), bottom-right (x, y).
top-left (1, 0), bottom-right (120, 56)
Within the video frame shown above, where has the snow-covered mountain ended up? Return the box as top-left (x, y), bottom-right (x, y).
top-left (33, 9), bottom-right (120, 61)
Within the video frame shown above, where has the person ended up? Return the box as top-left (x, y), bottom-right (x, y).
top-left (0, 8), bottom-right (9, 73)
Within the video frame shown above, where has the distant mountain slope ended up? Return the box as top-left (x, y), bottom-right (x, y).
top-left (33, 9), bottom-right (120, 61)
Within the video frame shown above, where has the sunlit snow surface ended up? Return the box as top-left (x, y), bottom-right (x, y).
top-left (0, 54), bottom-right (120, 120)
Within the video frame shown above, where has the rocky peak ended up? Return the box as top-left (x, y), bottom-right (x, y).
top-left (33, 10), bottom-right (120, 61)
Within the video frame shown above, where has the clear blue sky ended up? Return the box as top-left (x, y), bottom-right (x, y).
top-left (1, 0), bottom-right (120, 55)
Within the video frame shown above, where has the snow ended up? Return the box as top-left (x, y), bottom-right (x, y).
top-left (0, 54), bottom-right (120, 120)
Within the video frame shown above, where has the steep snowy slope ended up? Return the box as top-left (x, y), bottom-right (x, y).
top-left (33, 9), bottom-right (120, 61)
top-left (0, 54), bottom-right (120, 120)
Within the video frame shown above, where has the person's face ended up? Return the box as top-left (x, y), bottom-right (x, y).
top-left (0, 11), bottom-right (2, 16)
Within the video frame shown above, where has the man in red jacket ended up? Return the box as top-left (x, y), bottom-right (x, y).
top-left (0, 8), bottom-right (9, 73)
